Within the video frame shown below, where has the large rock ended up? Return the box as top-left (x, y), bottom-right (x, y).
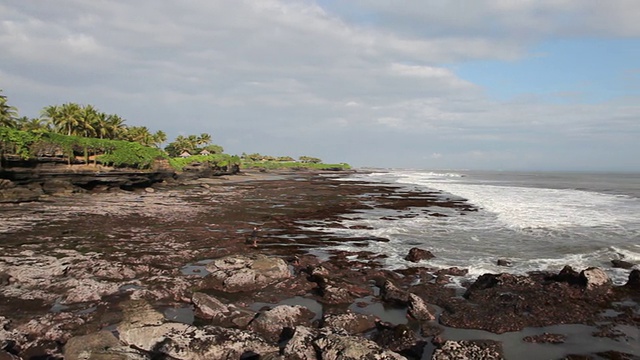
top-left (407, 293), bottom-right (436, 321)
top-left (205, 255), bottom-right (291, 292)
top-left (119, 322), bottom-right (191, 351)
top-left (64, 331), bottom-right (149, 360)
top-left (154, 325), bottom-right (278, 360)
top-left (625, 269), bottom-right (640, 290)
top-left (313, 333), bottom-right (406, 360)
top-left (579, 267), bottom-right (611, 290)
top-left (373, 324), bottom-right (425, 359)
top-left (282, 326), bottom-right (320, 360)
top-left (248, 305), bottom-right (315, 343)
top-left (611, 259), bottom-right (635, 269)
top-left (41, 179), bottom-right (79, 196)
top-left (442, 269), bottom-right (616, 334)
top-left (310, 275), bottom-right (371, 305)
top-left (404, 247), bottom-right (434, 263)
top-left (380, 280), bottom-right (409, 305)
top-left (321, 312), bottom-right (377, 334)
top-left (432, 340), bottom-right (504, 360)
top-left (192, 292), bottom-right (256, 328)
top-left (0, 186), bottom-right (41, 203)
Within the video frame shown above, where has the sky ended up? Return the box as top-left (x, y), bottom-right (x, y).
top-left (1, 0), bottom-right (639, 171)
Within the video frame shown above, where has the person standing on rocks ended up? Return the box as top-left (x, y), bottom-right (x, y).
top-left (248, 226), bottom-right (260, 247)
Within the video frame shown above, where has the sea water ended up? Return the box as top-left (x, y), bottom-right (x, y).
top-left (316, 170), bottom-right (640, 285)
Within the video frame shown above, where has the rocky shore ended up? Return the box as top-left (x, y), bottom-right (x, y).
top-left (0, 169), bottom-right (639, 359)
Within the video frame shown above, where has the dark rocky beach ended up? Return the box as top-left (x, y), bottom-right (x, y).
top-left (1, 168), bottom-right (639, 359)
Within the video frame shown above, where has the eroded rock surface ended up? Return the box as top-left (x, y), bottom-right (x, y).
top-left (204, 254), bottom-right (291, 292)
top-left (432, 340), bottom-right (504, 360)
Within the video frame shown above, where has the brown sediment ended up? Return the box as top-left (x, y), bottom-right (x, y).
top-left (0, 169), bottom-right (638, 359)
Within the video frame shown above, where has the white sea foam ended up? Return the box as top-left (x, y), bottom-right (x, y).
top-left (395, 172), bottom-right (640, 232)
top-left (320, 170), bottom-right (640, 286)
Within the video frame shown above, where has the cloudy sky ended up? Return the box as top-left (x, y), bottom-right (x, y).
top-left (1, 1), bottom-right (639, 171)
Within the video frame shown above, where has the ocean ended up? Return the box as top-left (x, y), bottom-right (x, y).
top-left (317, 170), bottom-right (640, 286)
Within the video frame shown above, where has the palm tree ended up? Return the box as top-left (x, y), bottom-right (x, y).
top-left (49, 103), bottom-right (82, 136)
top-left (127, 126), bottom-right (154, 146)
top-left (0, 90), bottom-right (18, 127)
top-left (16, 116), bottom-right (46, 131)
top-left (152, 130), bottom-right (167, 148)
top-left (106, 114), bottom-right (126, 139)
top-left (77, 105), bottom-right (98, 138)
top-left (92, 112), bottom-right (110, 139)
top-left (41, 104), bottom-right (60, 129)
top-left (197, 133), bottom-right (212, 146)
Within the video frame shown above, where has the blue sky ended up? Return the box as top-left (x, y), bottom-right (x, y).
top-left (1, 1), bottom-right (639, 171)
top-left (455, 39), bottom-right (640, 103)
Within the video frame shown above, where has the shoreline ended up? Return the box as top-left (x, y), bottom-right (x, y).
top-left (0, 170), bottom-right (638, 359)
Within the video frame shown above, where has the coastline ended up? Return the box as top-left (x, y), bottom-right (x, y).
top-left (0, 169), bottom-right (638, 359)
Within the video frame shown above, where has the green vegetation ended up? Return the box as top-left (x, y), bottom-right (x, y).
top-left (0, 88), bottom-right (350, 172)
top-left (169, 154), bottom-right (241, 171)
top-left (0, 127), bottom-right (166, 169)
top-left (241, 160), bottom-right (351, 171)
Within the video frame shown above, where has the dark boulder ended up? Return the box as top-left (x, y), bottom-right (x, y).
top-left (611, 259), bottom-right (635, 269)
top-left (372, 324), bottom-right (426, 359)
top-left (404, 247), bottom-right (435, 262)
top-left (247, 305), bottom-right (315, 343)
top-left (380, 280), bottom-right (409, 305)
top-left (497, 259), bottom-right (512, 267)
top-left (625, 269), bottom-right (640, 290)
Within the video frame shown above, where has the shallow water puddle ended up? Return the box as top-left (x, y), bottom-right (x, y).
top-left (163, 306), bottom-right (195, 325)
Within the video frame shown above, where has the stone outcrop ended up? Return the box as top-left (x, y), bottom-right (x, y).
top-left (579, 267), bottom-right (612, 290)
top-left (407, 293), bottom-right (436, 322)
top-left (321, 312), bottom-right (378, 334)
top-left (432, 340), bottom-right (504, 360)
top-left (443, 268), bottom-right (616, 333)
top-left (404, 247), bottom-right (435, 262)
top-left (625, 269), bottom-right (640, 289)
top-left (282, 326), bottom-right (320, 360)
top-left (380, 280), bottom-right (409, 305)
top-left (154, 325), bottom-right (278, 360)
top-left (248, 305), bottom-right (315, 343)
top-left (373, 323), bottom-right (425, 359)
top-left (191, 292), bottom-right (256, 328)
top-left (611, 259), bottom-right (635, 269)
top-left (204, 254), bottom-right (291, 293)
top-left (314, 333), bottom-right (406, 360)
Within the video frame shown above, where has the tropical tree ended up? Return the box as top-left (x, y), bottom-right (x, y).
top-left (40, 104), bottom-right (60, 129)
top-left (299, 155), bottom-right (322, 164)
top-left (15, 116), bottom-right (47, 131)
top-left (126, 126), bottom-right (155, 147)
top-left (92, 112), bottom-right (110, 139)
top-left (151, 130), bottom-right (167, 149)
top-left (0, 89), bottom-right (19, 127)
top-left (106, 114), bottom-right (126, 140)
top-left (77, 104), bottom-right (98, 138)
top-left (164, 135), bottom-right (193, 157)
top-left (46, 102), bottom-right (82, 136)
top-left (197, 133), bottom-right (212, 146)
top-left (202, 144), bottom-right (224, 154)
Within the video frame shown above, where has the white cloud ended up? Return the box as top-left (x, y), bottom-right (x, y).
top-left (0, 0), bottom-right (638, 170)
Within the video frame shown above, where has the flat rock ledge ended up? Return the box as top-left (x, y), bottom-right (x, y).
top-left (203, 254), bottom-right (292, 292)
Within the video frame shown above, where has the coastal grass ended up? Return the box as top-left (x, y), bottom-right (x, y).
top-left (168, 154), bottom-right (241, 171)
top-left (241, 160), bottom-right (351, 171)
